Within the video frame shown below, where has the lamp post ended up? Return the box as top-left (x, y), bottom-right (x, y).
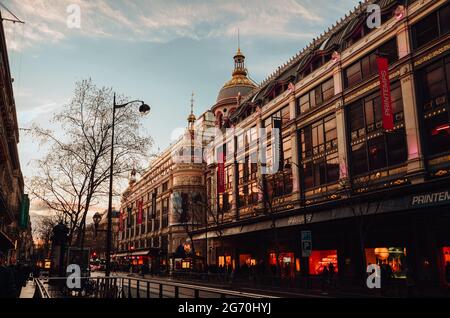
top-left (105, 94), bottom-right (151, 277)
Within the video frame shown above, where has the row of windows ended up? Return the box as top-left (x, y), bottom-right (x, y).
top-left (297, 78), bottom-right (334, 115)
top-left (119, 235), bottom-right (166, 252)
top-left (257, 2), bottom-right (448, 120)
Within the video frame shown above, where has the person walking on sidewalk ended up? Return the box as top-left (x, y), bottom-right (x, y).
top-left (0, 252), bottom-right (17, 298)
top-left (321, 266), bottom-right (329, 291)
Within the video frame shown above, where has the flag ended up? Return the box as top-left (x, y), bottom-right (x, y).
top-left (137, 199), bottom-right (143, 225)
top-left (377, 56), bottom-right (394, 130)
top-left (217, 147), bottom-right (225, 194)
top-left (119, 210), bottom-right (124, 232)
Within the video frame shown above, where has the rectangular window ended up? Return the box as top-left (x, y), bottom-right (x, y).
top-left (348, 83), bottom-right (407, 175)
top-left (344, 38), bottom-right (398, 88)
top-left (412, 8), bottom-right (440, 50)
top-left (297, 78), bottom-right (334, 115)
top-left (417, 58), bottom-right (450, 156)
top-left (300, 116), bottom-right (338, 189)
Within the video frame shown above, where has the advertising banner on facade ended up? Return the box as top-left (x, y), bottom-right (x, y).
top-left (137, 199), bottom-right (143, 225)
top-left (119, 209), bottom-right (124, 232)
top-left (217, 147), bottom-right (225, 194)
top-left (377, 56), bottom-right (394, 130)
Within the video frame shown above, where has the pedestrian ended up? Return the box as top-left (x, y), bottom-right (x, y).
top-left (0, 252), bottom-right (17, 298)
top-left (9, 255), bottom-right (25, 298)
top-left (328, 262), bottom-right (336, 288)
top-left (321, 265), bottom-right (329, 291)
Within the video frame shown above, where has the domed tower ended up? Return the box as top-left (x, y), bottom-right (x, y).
top-left (213, 47), bottom-right (256, 128)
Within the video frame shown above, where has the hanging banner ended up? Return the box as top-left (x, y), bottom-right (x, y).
top-left (127, 207), bottom-right (132, 227)
top-left (119, 209), bottom-right (124, 232)
top-left (376, 56), bottom-right (394, 130)
top-left (137, 199), bottom-right (143, 225)
top-left (217, 146), bottom-right (225, 194)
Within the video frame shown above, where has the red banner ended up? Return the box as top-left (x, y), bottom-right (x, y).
top-left (137, 199), bottom-right (143, 225)
top-left (217, 150), bottom-right (225, 194)
top-left (377, 57), bottom-right (394, 130)
top-left (119, 209), bottom-right (124, 232)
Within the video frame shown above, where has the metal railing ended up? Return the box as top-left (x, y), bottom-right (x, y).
top-left (34, 278), bottom-right (51, 299)
top-left (33, 275), bottom-right (279, 299)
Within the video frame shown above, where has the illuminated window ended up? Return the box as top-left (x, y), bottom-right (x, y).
top-left (365, 247), bottom-right (407, 279)
top-left (182, 261), bottom-right (191, 269)
top-left (309, 250), bottom-right (338, 275)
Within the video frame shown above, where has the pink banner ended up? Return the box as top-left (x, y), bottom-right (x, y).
top-left (377, 57), bottom-right (394, 131)
top-left (137, 200), bottom-right (143, 225)
top-left (217, 150), bottom-right (225, 194)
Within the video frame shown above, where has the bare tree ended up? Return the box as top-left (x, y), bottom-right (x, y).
top-left (28, 79), bottom-right (152, 247)
top-left (33, 214), bottom-right (64, 259)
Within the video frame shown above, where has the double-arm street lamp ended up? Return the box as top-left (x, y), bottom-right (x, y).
top-left (105, 94), bottom-right (151, 277)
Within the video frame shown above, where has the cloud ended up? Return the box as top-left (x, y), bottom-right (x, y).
top-left (2, 0), bottom-right (338, 51)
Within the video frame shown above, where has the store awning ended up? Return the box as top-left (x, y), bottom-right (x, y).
top-left (113, 248), bottom-right (164, 258)
top-left (0, 230), bottom-right (15, 252)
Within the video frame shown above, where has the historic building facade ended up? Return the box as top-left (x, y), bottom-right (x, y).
top-left (118, 0), bottom-right (450, 293)
top-left (193, 0), bottom-right (450, 293)
top-left (0, 13), bottom-right (31, 262)
top-left (116, 107), bottom-right (215, 272)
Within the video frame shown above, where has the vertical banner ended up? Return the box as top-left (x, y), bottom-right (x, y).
top-left (272, 117), bottom-right (283, 173)
top-left (137, 199), bottom-right (143, 225)
top-left (376, 56), bottom-right (394, 130)
top-left (127, 207), bottom-right (132, 227)
top-left (217, 146), bottom-right (225, 194)
top-left (119, 209), bottom-right (124, 232)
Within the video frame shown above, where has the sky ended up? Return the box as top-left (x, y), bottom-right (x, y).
top-left (2, 0), bottom-right (359, 217)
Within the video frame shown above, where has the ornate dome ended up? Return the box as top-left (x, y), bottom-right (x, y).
top-left (216, 48), bottom-right (256, 103)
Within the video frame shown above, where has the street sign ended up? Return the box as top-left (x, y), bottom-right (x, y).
top-left (301, 231), bottom-right (312, 257)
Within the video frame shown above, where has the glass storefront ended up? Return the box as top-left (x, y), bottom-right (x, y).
top-left (268, 252), bottom-right (296, 278)
top-left (309, 250), bottom-right (338, 275)
top-left (365, 247), bottom-right (407, 279)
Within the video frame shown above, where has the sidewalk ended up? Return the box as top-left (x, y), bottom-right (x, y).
top-left (123, 273), bottom-right (373, 298)
top-left (20, 280), bottom-right (35, 299)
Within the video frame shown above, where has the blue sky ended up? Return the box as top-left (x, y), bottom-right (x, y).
top-left (2, 0), bottom-right (358, 214)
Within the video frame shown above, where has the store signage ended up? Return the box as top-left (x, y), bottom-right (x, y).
top-left (137, 199), bottom-right (143, 225)
top-left (376, 56), bottom-right (394, 130)
top-left (217, 148), bottom-right (225, 194)
top-left (411, 190), bottom-right (450, 207)
top-left (119, 210), bottom-right (124, 232)
top-left (301, 231), bottom-right (312, 257)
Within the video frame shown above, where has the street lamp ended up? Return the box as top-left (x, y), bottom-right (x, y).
top-left (92, 212), bottom-right (106, 238)
top-left (105, 93), bottom-right (151, 277)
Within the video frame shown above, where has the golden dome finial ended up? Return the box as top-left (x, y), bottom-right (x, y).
top-left (187, 92), bottom-right (196, 129)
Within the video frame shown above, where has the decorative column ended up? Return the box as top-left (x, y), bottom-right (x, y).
top-left (333, 64), bottom-right (349, 179)
top-left (400, 63), bottom-right (425, 178)
top-left (397, 21), bottom-right (425, 179)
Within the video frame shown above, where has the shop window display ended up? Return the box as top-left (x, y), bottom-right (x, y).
top-left (365, 247), bottom-right (407, 279)
top-left (309, 250), bottom-right (338, 275)
top-left (443, 247), bottom-right (450, 285)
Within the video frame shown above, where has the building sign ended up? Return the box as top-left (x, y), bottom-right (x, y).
top-left (19, 194), bottom-right (30, 229)
top-left (127, 207), bottom-right (132, 227)
top-left (301, 231), bottom-right (312, 257)
top-left (272, 117), bottom-right (283, 171)
top-left (217, 147), bottom-right (225, 194)
top-left (119, 209), bottom-right (124, 232)
top-left (411, 190), bottom-right (450, 207)
top-left (376, 56), bottom-right (394, 130)
top-left (137, 199), bottom-right (143, 225)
